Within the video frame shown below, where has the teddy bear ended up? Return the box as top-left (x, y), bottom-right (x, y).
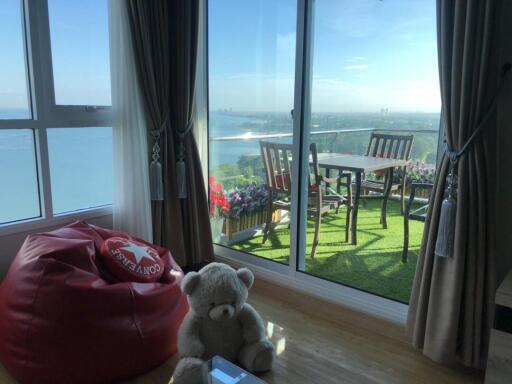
top-left (173, 262), bottom-right (274, 383)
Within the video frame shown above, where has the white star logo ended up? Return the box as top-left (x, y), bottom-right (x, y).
top-left (121, 243), bottom-right (156, 264)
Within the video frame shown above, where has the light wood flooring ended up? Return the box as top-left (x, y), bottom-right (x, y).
top-left (0, 280), bottom-right (484, 384)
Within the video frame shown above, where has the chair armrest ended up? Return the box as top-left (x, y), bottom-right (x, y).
top-left (405, 182), bottom-right (434, 216)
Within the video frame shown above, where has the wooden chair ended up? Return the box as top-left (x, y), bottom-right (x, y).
top-left (260, 141), bottom-right (351, 258)
top-left (402, 182), bottom-right (433, 263)
top-left (361, 133), bottom-right (414, 216)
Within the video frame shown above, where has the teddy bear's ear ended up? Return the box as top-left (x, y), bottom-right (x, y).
top-left (237, 268), bottom-right (254, 289)
top-left (181, 272), bottom-right (200, 295)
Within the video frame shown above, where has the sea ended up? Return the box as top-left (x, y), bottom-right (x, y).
top-left (1, 108), bottom-right (439, 224)
top-left (208, 112), bottom-right (284, 168)
top-left (0, 108), bottom-right (112, 224)
top-left (208, 110), bottom-right (441, 168)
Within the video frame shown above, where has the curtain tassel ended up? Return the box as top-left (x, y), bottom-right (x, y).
top-left (176, 122), bottom-right (193, 199)
top-left (150, 138), bottom-right (164, 201)
top-left (176, 159), bottom-right (187, 199)
top-left (435, 162), bottom-right (456, 258)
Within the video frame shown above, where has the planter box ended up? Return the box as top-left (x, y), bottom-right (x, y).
top-left (404, 185), bottom-right (431, 199)
top-left (224, 209), bottom-right (282, 240)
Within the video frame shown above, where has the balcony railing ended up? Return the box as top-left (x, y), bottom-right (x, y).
top-left (210, 127), bottom-right (438, 163)
top-left (210, 127), bottom-right (437, 142)
top-left (209, 126), bottom-right (438, 193)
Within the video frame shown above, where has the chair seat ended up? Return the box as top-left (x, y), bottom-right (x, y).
top-left (273, 200), bottom-right (292, 210)
top-left (360, 179), bottom-right (401, 192)
top-left (273, 190), bottom-right (346, 214)
top-left (309, 193), bottom-right (346, 214)
top-left (272, 199), bottom-right (340, 216)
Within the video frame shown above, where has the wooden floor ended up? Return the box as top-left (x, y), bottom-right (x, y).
top-left (0, 281), bottom-right (484, 384)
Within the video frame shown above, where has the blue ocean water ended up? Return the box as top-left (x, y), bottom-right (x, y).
top-left (0, 109), bottom-right (113, 224)
top-left (1, 109), bottom-right (439, 223)
top-left (1, 110), bottom-right (266, 223)
top-left (208, 111), bottom-right (441, 169)
top-left (209, 112), bottom-right (293, 168)
top-left (0, 129), bottom-right (40, 223)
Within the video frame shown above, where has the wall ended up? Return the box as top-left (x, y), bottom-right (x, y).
top-left (0, 214), bottom-right (112, 278)
top-left (496, 0), bottom-right (512, 285)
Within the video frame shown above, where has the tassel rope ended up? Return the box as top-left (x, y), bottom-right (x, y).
top-left (176, 121), bottom-right (194, 199)
top-left (149, 117), bottom-right (168, 201)
top-left (435, 159), bottom-right (457, 257)
top-left (434, 63), bottom-right (510, 258)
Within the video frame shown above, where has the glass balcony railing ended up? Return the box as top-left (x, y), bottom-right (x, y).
top-left (209, 127), bottom-right (437, 190)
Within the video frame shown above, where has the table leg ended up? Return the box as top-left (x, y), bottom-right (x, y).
top-left (352, 172), bottom-right (362, 245)
top-left (381, 167), bottom-right (394, 229)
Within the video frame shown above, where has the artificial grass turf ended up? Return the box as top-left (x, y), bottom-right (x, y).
top-left (232, 199), bottom-right (425, 303)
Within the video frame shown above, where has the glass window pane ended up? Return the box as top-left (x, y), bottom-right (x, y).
top-left (0, 0), bottom-right (31, 119)
top-left (0, 129), bottom-right (40, 224)
top-left (208, 0), bottom-right (297, 266)
top-left (48, 0), bottom-right (111, 106)
top-left (47, 127), bottom-right (113, 214)
top-left (299, 0), bottom-right (441, 303)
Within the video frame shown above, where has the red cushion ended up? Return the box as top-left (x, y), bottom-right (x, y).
top-left (274, 171), bottom-right (290, 189)
top-left (0, 221), bottom-right (189, 384)
top-left (100, 237), bottom-right (164, 283)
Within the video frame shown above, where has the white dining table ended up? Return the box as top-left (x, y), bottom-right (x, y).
top-left (317, 153), bottom-right (408, 245)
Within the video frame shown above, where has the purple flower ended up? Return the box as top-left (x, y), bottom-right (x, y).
top-left (226, 183), bottom-right (269, 218)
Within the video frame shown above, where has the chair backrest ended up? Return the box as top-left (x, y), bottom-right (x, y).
top-left (260, 141), bottom-right (320, 195)
top-left (365, 133), bottom-right (414, 161)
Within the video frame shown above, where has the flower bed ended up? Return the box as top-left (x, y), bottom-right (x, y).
top-left (209, 176), bottom-right (231, 242)
top-left (224, 183), bottom-right (279, 240)
top-left (404, 161), bottom-right (436, 198)
top-left (209, 178), bottom-right (283, 241)
top-left (209, 176), bottom-right (230, 217)
top-left (224, 209), bottom-right (282, 240)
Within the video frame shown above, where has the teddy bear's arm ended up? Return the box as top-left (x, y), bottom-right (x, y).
top-left (177, 312), bottom-right (205, 358)
top-left (239, 303), bottom-right (266, 344)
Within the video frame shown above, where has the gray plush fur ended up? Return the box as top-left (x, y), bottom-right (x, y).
top-left (173, 263), bottom-right (274, 384)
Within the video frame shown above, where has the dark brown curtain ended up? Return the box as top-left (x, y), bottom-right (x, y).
top-left (407, 0), bottom-right (501, 368)
top-left (127, 0), bottom-right (213, 267)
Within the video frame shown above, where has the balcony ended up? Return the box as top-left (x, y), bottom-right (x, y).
top-left (209, 124), bottom-right (437, 303)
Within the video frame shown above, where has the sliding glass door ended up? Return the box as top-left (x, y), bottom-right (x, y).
top-left (208, 0), bottom-right (299, 266)
top-left (298, 0), bottom-right (440, 303)
top-left (208, 0), bottom-right (440, 305)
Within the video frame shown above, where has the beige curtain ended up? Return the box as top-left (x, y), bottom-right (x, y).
top-left (127, 0), bottom-right (213, 267)
top-left (407, 0), bottom-right (501, 368)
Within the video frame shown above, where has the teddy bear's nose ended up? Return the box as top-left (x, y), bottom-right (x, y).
top-left (223, 308), bottom-right (229, 315)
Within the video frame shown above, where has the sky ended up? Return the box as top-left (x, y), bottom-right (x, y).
top-left (209, 0), bottom-right (441, 113)
top-left (0, 0), bottom-right (30, 111)
top-left (0, 0), bottom-right (111, 114)
top-left (0, 0), bottom-right (440, 115)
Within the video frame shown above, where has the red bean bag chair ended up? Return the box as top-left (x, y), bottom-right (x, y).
top-left (0, 221), bottom-right (189, 384)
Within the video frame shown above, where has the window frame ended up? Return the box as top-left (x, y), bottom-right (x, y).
top-left (0, 0), bottom-right (112, 235)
